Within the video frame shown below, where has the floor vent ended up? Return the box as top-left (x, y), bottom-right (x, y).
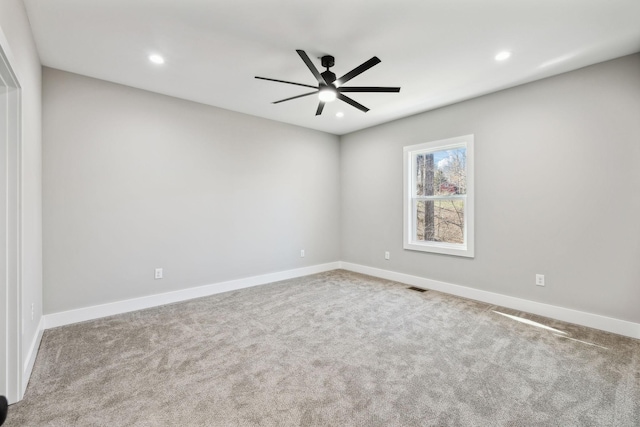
top-left (407, 286), bottom-right (428, 293)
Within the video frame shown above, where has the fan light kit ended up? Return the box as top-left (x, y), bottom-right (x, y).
top-left (255, 50), bottom-right (400, 116)
top-left (318, 86), bottom-right (337, 102)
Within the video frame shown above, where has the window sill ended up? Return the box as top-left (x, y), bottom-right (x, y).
top-left (404, 241), bottom-right (474, 258)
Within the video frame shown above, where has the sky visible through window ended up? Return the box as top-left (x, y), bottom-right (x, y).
top-left (435, 148), bottom-right (466, 171)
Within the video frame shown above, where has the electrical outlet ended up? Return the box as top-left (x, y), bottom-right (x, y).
top-left (300, 249), bottom-right (305, 258)
top-left (535, 274), bottom-right (545, 286)
top-left (155, 268), bottom-right (163, 279)
top-left (384, 251), bottom-right (390, 260)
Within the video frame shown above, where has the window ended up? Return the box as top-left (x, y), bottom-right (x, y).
top-left (403, 135), bottom-right (474, 257)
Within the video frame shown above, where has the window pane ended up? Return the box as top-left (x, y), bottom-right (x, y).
top-left (415, 148), bottom-right (466, 196)
top-left (416, 199), bottom-right (465, 244)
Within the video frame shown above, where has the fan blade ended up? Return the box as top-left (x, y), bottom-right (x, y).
top-left (273, 91), bottom-right (318, 104)
top-left (338, 86), bottom-right (401, 93)
top-left (255, 76), bottom-right (317, 89)
top-left (337, 93), bottom-right (369, 113)
top-left (296, 50), bottom-right (327, 85)
top-left (334, 57), bottom-right (381, 86)
top-left (316, 101), bottom-right (325, 116)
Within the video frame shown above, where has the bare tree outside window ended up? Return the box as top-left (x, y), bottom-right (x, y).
top-left (415, 148), bottom-right (466, 244)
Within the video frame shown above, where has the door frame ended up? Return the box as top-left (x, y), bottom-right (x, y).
top-left (0, 31), bottom-right (23, 404)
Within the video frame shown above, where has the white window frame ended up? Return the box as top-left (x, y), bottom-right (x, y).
top-left (403, 134), bottom-right (474, 258)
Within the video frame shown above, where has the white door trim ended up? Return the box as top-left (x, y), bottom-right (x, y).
top-left (0, 33), bottom-right (23, 404)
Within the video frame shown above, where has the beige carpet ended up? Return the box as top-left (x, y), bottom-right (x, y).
top-left (6, 270), bottom-right (640, 426)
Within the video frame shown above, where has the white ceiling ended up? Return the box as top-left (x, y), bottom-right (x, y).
top-left (23, 0), bottom-right (640, 135)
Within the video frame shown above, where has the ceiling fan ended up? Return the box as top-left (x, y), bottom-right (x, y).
top-left (255, 50), bottom-right (400, 116)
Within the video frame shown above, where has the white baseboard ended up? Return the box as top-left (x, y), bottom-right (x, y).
top-left (22, 316), bottom-right (45, 396)
top-left (339, 262), bottom-right (640, 340)
top-left (41, 260), bottom-right (640, 340)
top-left (44, 262), bottom-right (340, 330)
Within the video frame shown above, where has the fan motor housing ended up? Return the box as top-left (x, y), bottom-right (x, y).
top-left (321, 70), bottom-right (336, 84)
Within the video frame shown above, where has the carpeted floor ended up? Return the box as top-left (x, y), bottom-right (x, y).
top-left (6, 270), bottom-right (640, 426)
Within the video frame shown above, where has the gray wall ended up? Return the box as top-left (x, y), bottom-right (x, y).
top-left (0, 0), bottom-right (43, 367)
top-left (43, 54), bottom-right (640, 325)
top-left (341, 54), bottom-right (640, 323)
top-left (43, 68), bottom-right (340, 314)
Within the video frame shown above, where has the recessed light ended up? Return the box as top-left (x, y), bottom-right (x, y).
top-left (149, 54), bottom-right (165, 65)
top-left (495, 51), bottom-right (511, 61)
top-left (336, 112), bottom-right (344, 118)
